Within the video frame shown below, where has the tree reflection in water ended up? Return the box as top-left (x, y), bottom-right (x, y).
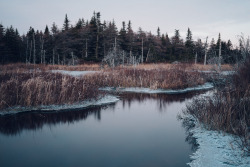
top-left (118, 91), bottom-right (202, 112)
top-left (0, 106), bottom-right (106, 136)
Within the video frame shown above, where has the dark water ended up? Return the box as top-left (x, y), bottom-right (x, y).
top-left (0, 93), bottom-right (199, 167)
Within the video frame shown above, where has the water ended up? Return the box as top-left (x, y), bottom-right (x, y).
top-left (0, 93), bottom-right (199, 167)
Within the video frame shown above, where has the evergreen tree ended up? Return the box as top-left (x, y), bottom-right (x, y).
top-left (44, 25), bottom-right (50, 35)
top-left (51, 22), bottom-right (59, 35)
top-left (185, 28), bottom-right (193, 47)
top-left (4, 26), bottom-right (21, 63)
top-left (75, 18), bottom-right (84, 29)
top-left (185, 28), bottom-right (194, 61)
top-left (194, 39), bottom-right (203, 63)
top-left (216, 33), bottom-right (221, 52)
top-left (0, 24), bottom-right (6, 64)
top-left (173, 29), bottom-right (180, 44)
top-left (119, 21), bottom-right (127, 51)
top-left (63, 14), bottom-right (70, 31)
top-left (127, 20), bottom-right (134, 54)
top-left (157, 27), bottom-right (160, 38)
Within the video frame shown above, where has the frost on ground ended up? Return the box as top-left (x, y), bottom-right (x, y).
top-left (184, 115), bottom-right (250, 167)
top-left (51, 70), bottom-right (98, 77)
top-left (0, 95), bottom-right (119, 116)
top-left (100, 82), bottom-right (213, 94)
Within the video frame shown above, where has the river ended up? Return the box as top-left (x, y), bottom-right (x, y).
top-left (0, 92), bottom-right (200, 167)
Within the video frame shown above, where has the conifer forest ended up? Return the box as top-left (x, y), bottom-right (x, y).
top-left (0, 12), bottom-right (244, 65)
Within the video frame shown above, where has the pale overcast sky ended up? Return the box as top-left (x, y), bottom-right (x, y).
top-left (1, 0), bottom-right (250, 45)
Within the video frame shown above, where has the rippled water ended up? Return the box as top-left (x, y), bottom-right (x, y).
top-left (0, 93), bottom-right (199, 167)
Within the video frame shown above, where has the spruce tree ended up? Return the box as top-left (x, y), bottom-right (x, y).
top-left (44, 25), bottom-right (49, 35)
top-left (4, 26), bottom-right (21, 63)
top-left (63, 14), bottom-right (70, 31)
top-left (185, 28), bottom-right (193, 47)
top-left (119, 21), bottom-right (127, 51)
top-left (157, 27), bottom-right (160, 38)
top-left (0, 24), bottom-right (5, 64)
top-left (75, 18), bottom-right (83, 29)
top-left (51, 22), bottom-right (59, 35)
top-left (185, 28), bottom-right (194, 60)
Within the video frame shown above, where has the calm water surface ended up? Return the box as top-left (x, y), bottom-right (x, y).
top-left (0, 93), bottom-right (198, 167)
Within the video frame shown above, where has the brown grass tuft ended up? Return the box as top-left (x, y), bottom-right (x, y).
top-left (87, 65), bottom-right (206, 90)
top-left (0, 71), bottom-right (99, 110)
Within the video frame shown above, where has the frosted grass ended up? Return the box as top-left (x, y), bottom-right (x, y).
top-left (100, 82), bottom-right (214, 94)
top-left (0, 95), bottom-right (119, 116)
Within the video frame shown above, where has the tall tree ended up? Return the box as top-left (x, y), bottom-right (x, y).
top-left (4, 26), bottom-right (21, 63)
top-left (157, 27), bottom-right (160, 38)
top-left (185, 28), bottom-right (194, 61)
top-left (51, 22), bottom-right (59, 35)
top-left (119, 21), bottom-right (127, 51)
top-left (44, 25), bottom-right (49, 35)
top-left (63, 14), bottom-right (70, 31)
top-left (0, 24), bottom-right (6, 64)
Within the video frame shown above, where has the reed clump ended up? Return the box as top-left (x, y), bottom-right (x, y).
top-left (87, 66), bottom-right (206, 90)
top-left (0, 71), bottom-right (99, 110)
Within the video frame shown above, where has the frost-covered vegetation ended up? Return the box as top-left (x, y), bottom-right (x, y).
top-left (184, 59), bottom-right (250, 152)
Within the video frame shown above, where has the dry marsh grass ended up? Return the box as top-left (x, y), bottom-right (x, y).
top-left (0, 63), bottom-right (100, 73)
top-left (0, 63), bottom-right (210, 111)
top-left (88, 66), bottom-right (207, 90)
top-left (0, 71), bottom-right (99, 110)
top-left (135, 63), bottom-right (233, 71)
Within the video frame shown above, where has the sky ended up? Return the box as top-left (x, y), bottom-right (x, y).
top-left (1, 0), bottom-right (250, 46)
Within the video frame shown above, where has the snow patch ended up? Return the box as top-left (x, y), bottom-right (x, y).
top-left (99, 82), bottom-right (214, 94)
top-left (51, 70), bottom-right (98, 77)
top-left (220, 71), bottom-right (235, 76)
top-left (0, 95), bottom-right (119, 116)
top-left (197, 70), bottom-right (235, 76)
top-left (185, 117), bottom-right (250, 167)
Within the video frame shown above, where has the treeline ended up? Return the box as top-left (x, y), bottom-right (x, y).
top-left (0, 12), bottom-right (245, 65)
